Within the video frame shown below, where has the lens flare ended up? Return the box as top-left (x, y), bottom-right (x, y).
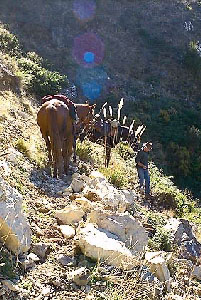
top-left (73, 32), bottom-right (104, 66)
top-left (73, 0), bottom-right (96, 21)
top-left (84, 51), bottom-right (95, 63)
top-left (82, 82), bottom-right (101, 100)
top-left (76, 66), bottom-right (108, 101)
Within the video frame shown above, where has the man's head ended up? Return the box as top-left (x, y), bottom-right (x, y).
top-left (143, 142), bottom-right (152, 152)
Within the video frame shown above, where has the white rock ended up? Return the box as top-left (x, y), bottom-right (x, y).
top-left (88, 210), bottom-right (148, 253)
top-left (28, 253), bottom-right (40, 262)
top-left (163, 218), bottom-right (194, 244)
top-left (19, 254), bottom-right (36, 269)
top-left (83, 172), bottom-right (135, 212)
top-left (6, 148), bottom-right (23, 164)
top-left (0, 161), bottom-right (11, 176)
top-left (62, 186), bottom-right (73, 196)
top-left (90, 171), bottom-right (105, 182)
top-left (0, 178), bottom-right (31, 254)
top-left (145, 251), bottom-right (171, 291)
top-left (42, 287), bottom-right (51, 296)
top-left (71, 175), bottom-right (85, 193)
top-left (59, 225), bottom-right (75, 239)
top-left (75, 223), bottom-right (139, 270)
top-left (68, 266), bottom-right (90, 286)
top-left (55, 205), bottom-right (85, 225)
top-left (73, 197), bottom-right (97, 212)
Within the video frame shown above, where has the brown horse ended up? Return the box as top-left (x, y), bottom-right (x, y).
top-left (75, 103), bottom-right (96, 130)
top-left (41, 95), bottom-right (96, 162)
top-left (41, 95), bottom-right (96, 126)
top-left (37, 99), bottom-right (73, 178)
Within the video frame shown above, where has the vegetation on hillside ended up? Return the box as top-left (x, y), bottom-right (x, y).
top-left (101, 91), bottom-right (201, 199)
top-left (0, 23), bottom-right (68, 98)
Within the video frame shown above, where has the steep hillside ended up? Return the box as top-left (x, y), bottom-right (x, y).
top-left (1, 24), bottom-right (201, 299)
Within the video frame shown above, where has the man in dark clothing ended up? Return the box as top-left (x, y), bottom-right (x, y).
top-left (135, 142), bottom-right (152, 198)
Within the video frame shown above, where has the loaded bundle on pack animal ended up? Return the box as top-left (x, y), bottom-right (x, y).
top-left (41, 95), bottom-right (96, 163)
top-left (37, 99), bottom-right (74, 178)
top-left (86, 100), bottom-right (146, 167)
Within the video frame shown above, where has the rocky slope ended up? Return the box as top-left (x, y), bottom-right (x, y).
top-left (0, 84), bottom-right (201, 299)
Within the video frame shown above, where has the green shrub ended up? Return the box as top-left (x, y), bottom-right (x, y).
top-left (0, 248), bottom-right (19, 279)
top-left (15, 138), bottom-right (31, 159)
top-left (168, 142), bottom-right (190, 177)
top-left (0, 24), bottom-right (21, 57)
top-left (116, 142), bottom-right (134, 160)
top-left (159, 109), bottom-right (170, 122)
top-left (76, 140), bottom-right (93, 161)
top-left (183, 41), bottom-right (201, 79)
top-left (150, 163), bottom-right (194, 216)
top-left (149, 227), bottom-right (172, 252)
top-left (100, 166), bottom-right (128, 188)
top-left (18, 56), bottom-right (67, 97)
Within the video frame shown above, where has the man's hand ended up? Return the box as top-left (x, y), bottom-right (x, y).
top-left (138, 162), bottom-right (147, 169)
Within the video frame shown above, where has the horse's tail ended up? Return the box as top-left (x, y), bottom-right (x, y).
top-left (48, 107), bottom-right (62, 163)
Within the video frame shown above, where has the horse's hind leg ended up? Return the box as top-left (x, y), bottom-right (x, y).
top-left (53, 151), bottom-right (63, 178)
top-left (66, 136), bottom-right (73, 173)
top-left (62, 141), bottom-right (68, 174)
top-left (42, 133), bottom-right (52, 164)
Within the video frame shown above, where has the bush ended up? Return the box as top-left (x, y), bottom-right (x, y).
top-left (15, 138), bottom-right (31, 159)
top-left (168, 142), bottom-right (190, 177)
top-left (100, 166), bottom-right (128, 188)
top-left (116, 142), bottom-right (134, 160)
top-left (183, 41), bottom-right (201, 79)
top-left (0, 24), bottom-right (21, 57)
top-left (149, 227), bottom-right (172, 252)
top-left (18, 56), bottom-right (67, 97)
top-left (150, 163), bottom-right (194, 216)
top-left (76, 140), bottom-right (93, 161)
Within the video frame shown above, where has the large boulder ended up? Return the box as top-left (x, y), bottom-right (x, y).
top-left (0, 178), bottom-right (31, 254)
top-left (83, 171), bottom-right (137, 212)
top-left (145, 251), bottom-right (172, 291)
top-left (164, 218), bottom-right (201, 262)
top-left (55, 205), bottom-right (85, 225)
top-left (87, 210), bottom-right (148, 253)
top-left (75, 223), bottom-right (138, 270)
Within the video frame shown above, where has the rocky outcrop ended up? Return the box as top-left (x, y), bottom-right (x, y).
top-left (82, 171), bottom-right (137, 212)
top-left (75, 223), bottom-right (138, 270)
top-left (0, 178), bottom-right (31, 254)
top-left (164, 218), bottom-right (201, 262)
top-left (0, 63), bottom-right (20, 92)
top-left (88, 210), bottom-right (148, 253)
top-left (59, 225), bottom-right (76, 239)
top-left (145, 251), bottom-right (172, 291)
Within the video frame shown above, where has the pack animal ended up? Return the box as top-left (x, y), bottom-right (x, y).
top-left (87, 119), bottom-right (145, 167)
top-left (37, 99), bottom-right (73, 178)
top-left (41, 95), bottom-right (96, 162)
